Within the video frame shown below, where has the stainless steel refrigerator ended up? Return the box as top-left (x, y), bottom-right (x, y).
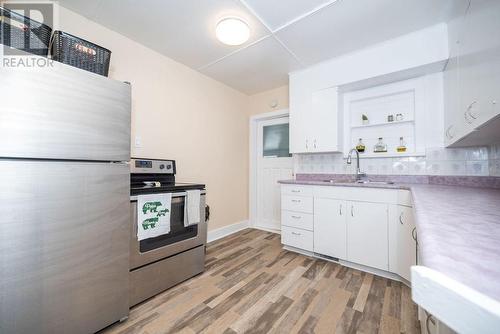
top-left (0, 59), bottom-right (131, 333)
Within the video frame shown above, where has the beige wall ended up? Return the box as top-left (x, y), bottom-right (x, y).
top-left (248, 85), bottom-right (289, 116)
top-left (57, 7), bottom-right (250, 231)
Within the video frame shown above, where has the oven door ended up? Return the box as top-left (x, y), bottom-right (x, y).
top-left (130, 192), bottom-right (207, 270)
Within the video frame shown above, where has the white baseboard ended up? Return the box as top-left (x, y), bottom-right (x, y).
top-left (207, 220), bottom-right (250, 243)
top-left (252, 225), bottom-right (281, 234)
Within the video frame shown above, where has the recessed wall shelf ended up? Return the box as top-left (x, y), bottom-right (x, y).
top-left (351, 119), bottom-right (414, 129)
top-left (343, 77), bottom-right (426, 159)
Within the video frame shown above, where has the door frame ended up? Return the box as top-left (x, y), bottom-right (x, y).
top-left (249, 109), bottom-right (291, 232)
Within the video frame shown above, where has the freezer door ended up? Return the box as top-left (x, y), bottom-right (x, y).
top-left (0, 61), bottom-right (131, 161)
top-left (0, 160), bottom-right (130, 334)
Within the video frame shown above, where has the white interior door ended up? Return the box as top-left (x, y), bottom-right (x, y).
top-left (256, 117), bottom-right (293, 231)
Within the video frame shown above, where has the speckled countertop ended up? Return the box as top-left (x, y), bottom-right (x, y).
top-left (279, 177), bottom-right (500, 302)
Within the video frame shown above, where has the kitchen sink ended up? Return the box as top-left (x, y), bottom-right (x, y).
top-left (322, 179), bottom-right (395, 185)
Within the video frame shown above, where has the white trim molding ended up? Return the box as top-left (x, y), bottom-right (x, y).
top-left (252, 225), bottom-right (281, 235)
top-left (207, 220), bottom-right (250, 243)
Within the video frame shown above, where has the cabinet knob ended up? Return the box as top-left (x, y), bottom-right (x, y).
top-left (399, 212), bottom-right (404, 225)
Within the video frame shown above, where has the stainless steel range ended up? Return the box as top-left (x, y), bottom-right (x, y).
top-left (129, 158), bottom-right (207, 306)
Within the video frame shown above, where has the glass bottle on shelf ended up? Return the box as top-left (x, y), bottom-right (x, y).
top-left (373, 137), bottom-right (388, 153)
top-left (356, 138), bottom-right (366, 153)
top-left (397, 137), bottom-right (407, 153)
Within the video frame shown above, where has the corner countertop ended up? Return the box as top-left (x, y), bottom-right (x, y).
top-left (279, 178), bottom-right (500, 303)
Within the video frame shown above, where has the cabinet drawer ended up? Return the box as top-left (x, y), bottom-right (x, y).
top-left (281, 226), bottom-right (313, 251)
top-left (282, 195), bottom-right (313, 213)
top-left (281, 211), bottom-right (313, 231)
top-left (281, 185), bottom-right (313, 197)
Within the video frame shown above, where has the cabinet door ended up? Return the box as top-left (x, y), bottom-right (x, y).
top-left (347, 201), bottom-right (388, 270)
top-left (461, 0), bottom-right (500, 129)
top-left (313, 198), bottom-right (347, 259)
top-left (397, 206), bottom-right (417, 282)
top-left (310, 87), bottom-right (340, 152)
top-left (289, 79), bottom-right (310, 153)
top-left (443, 10), bottom-right (462, 146)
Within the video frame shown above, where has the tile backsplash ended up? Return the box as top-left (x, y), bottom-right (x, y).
top-left (295, 146), bottom-right (498, 177)
top-left (489, 143), bottom-right (500, 176)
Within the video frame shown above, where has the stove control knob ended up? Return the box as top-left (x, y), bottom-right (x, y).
top-left (159, 164), bottom-right (165, 170)
top-left (166, 165), bottom-right (172, 170)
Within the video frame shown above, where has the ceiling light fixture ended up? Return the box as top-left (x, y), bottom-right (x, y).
top-left (216, 17), bottom-right (250, 46)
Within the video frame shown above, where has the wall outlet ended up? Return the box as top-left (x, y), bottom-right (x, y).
top-left (134, 136), bottom-right (142, 148)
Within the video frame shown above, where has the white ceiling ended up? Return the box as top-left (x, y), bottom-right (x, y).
top-left (58, 0), bottom-right (459, 95)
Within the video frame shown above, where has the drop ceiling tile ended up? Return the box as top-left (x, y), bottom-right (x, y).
top-left (200, 36), bottom-right (302, 94)
top-left (276, 0), bottom-right (455, 66)
top-left (59, 0), bottom-right (271, 69)
top-left (56, 0), bottom-right (103, 18)
top-left (242, 0), bottom-right (334, 31)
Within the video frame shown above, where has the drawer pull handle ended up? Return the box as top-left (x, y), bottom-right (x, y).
top-left (351, 205), bottom-right (354, 217)
top-left (425, 312), bottom-right (436, 333)
top-left (412, 227), bottom-right (418, 244)
top-left (291, 215), bottom-right (301, 219)
top-left (445, 125), bottom-right (455, 139)
top-left (291, 190), bottom-right (300, 193)
top-left (292, 199), bottom-right (301, 203)
top-left (339, 204), bottom-right (342, 216)
top-left (291, 232), bottom-right (302, 236)
top-left (399, 212), bottom-right (404, 225)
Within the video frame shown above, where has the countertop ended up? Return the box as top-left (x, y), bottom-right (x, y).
top-left (279, 179), bottom-right (500, 302)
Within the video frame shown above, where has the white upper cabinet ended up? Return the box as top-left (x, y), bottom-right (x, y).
top-left (444, 0), bottom-right (500, 147)
top-left (289, 84), bottom-right (340, 153)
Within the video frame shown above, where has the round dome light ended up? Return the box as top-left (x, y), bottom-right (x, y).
top-left (216, 17), bottom-right (250, 46)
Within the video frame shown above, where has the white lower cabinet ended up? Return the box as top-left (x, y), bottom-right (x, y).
top-left (396, 206), bottom-right (417, 281)
top-left (313, 198), bottom-right (347, 259)
top-left (281, 186), bottom-right (314, 252)
top-left (346, 201), bottom-right (389, 271)
top-left (281, 184), bottom-right (417, 283)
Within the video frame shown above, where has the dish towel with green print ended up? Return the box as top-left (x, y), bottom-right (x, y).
top-left (137, 193), bottom-right (172, 240)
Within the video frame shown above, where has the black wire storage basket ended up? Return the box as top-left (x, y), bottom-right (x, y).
top-left (50, 30), bottom-right (111, 76)
top-left (0, 6), bottom-right (52, 56)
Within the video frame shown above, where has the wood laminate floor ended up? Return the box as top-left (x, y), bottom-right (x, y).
top-left (101, 229), bottom-right (420, 334)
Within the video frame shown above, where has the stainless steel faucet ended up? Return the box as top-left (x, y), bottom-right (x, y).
top-left (347, 148), bottom-right (366, 181)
